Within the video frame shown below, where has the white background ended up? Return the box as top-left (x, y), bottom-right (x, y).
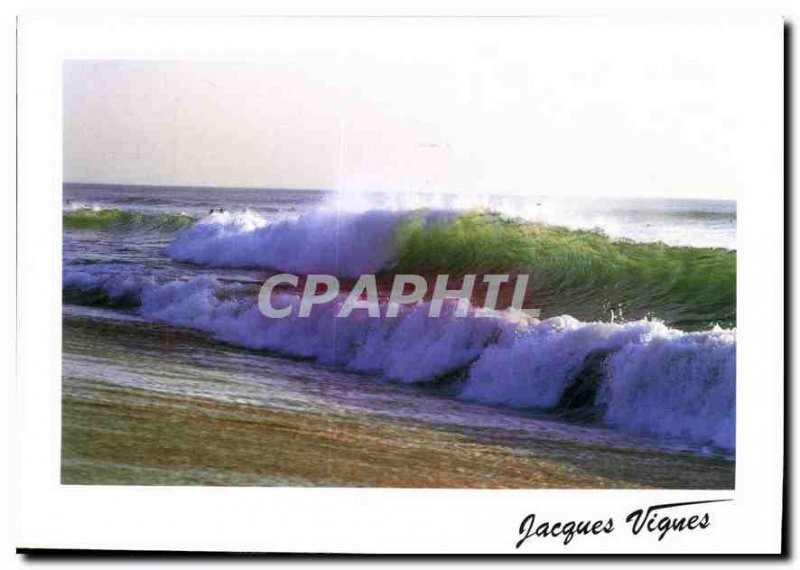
top-left (2, 0), bottom-right (789, 563)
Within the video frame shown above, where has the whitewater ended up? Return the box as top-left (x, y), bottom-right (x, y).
top-left (62, 183), bottom-right (736, 462)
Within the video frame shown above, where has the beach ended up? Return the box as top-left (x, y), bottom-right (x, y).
top-left (62, 183), bottom-right (736, 488)
top-left (63, 314), bottom-right (734, 488)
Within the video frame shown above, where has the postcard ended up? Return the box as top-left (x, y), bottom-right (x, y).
top-left (13, 9), bottom-right (785, 555)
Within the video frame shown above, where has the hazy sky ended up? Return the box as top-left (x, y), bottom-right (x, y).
top-left (63, 23), bottom-right (776, 198)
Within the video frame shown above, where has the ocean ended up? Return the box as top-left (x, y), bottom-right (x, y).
top-left (62, 183), bottom-right (736, 488)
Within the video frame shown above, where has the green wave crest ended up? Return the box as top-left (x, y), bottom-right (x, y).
top-left (64, 208), bottom-right (196, 232)
top-left (392, 210), bottom-right (735, 329)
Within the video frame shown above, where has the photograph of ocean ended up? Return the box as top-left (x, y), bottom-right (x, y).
top-left (62, 182), bottom-right (735, 488)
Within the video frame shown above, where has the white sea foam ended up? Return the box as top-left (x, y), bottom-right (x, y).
top-left (163, 193), bottom-right (735, 279)
top-left (132, 276), bottom-right (736, 450)
top-left (63, 264), bottom-right (153, 299)
top-left (63, 269), bottom-right (735, 450)
top-left (63, 201), bottom-right (106, 212)
top-left (139, 276), bottom-right (512, 383)
top-left (165, 209), bottom-right (413, 277)
top-left (599, 328), bottom-right (735, 450)
top-left (462, 317), bottom-right (735, 449)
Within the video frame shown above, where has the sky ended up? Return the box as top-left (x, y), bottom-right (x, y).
top-left (62, 22), bottom-right (777, 199)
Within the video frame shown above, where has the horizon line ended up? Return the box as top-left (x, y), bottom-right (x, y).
top-left (62, 181), bottom-right (736, 202)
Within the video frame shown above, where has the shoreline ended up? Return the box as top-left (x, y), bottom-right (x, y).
top-left (62, 383), bottom-right (734, 489)
top-left (61, 312), bottom-right (735, 489)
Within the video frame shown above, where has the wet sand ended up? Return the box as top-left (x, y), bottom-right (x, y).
top-left (62, 378), bottom-right (734, 489)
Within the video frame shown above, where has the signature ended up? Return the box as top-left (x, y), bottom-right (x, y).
top-left (516, 499), bottom-right (731, 548)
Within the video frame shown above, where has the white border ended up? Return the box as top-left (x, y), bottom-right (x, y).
top-left (14, 12), bottom-right (783, 554)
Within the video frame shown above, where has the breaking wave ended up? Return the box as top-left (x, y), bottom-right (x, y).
top-left (62, 264), bottom-right (152, 308)
top-left (64, 207), bottom-right (196, 232)
top-left (61, 272), bottom-right (735, 451)
top-left (165, 208), bottom-right (735, 329)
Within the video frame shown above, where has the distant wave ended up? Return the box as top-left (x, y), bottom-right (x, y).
top-left (63, 264), bottom-right (152, 308)
top-left (165, 208), bottom-right (735, 329)
top-left (61, 272), bottom-right (735, 451)
top-left (64, 207), bottom-right (196, 232)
